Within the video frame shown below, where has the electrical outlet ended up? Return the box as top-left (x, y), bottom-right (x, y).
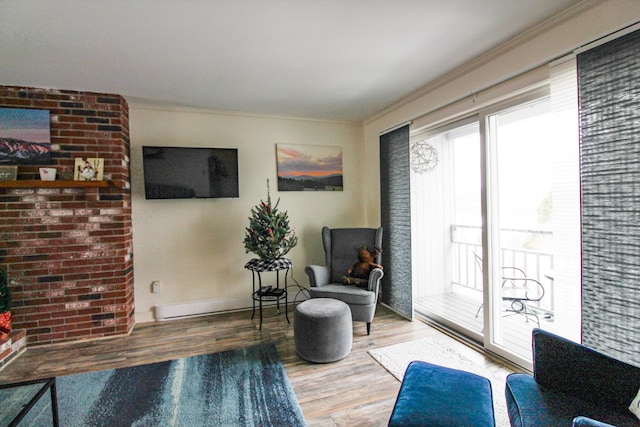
top-left (151, 280), bottom-right (160, 293)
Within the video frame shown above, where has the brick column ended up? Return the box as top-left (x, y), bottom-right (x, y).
top-left (0, 86), bottom-right (134, 345)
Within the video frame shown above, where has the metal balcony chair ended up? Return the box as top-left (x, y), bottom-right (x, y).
top-left (474, 254), bottom-right (546, 326)
top-left (500, 266), bottom-right (545, 326)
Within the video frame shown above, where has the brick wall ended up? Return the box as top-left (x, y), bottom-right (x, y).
top-left (0, 86), bottom-right (134, 345)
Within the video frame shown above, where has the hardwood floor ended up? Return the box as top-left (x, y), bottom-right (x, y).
top-left (0, 304), bottom-right (507, 426)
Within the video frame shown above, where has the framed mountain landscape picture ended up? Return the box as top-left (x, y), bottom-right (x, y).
top-left (0, 107), bottom-right (51, 165)
top-left (276, 144), bottom-right (343, 191)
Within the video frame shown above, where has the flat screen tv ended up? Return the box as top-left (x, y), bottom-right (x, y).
top-left (142, 146), bottom-right (239, 199)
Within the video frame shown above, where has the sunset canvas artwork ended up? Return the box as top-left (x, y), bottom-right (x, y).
top-left (276, 144), bottom-right (343, 191)
top-left (0, 107), bottom-right (51, 165)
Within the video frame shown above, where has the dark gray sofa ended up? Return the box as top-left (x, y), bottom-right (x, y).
top-left (506, 329), bottom-right (640, 427)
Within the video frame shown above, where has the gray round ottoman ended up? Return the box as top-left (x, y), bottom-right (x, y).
top-left (294, 298), bottom-right (352, 363)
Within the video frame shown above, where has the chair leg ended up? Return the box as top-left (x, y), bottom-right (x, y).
top-left (366, 322), bottom-right (371, 335)
top-left (475, 304), bottom-right (483, 318)
top-left (522, 302), bottom-right (541, 327)
top-left (504, 300), bottom-right (541, 327)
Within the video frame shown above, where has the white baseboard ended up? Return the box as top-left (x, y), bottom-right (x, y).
top-left (154, 296), bottom-right (253, 321)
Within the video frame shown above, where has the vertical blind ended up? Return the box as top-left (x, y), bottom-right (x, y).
top-left (578, 28), bottom-right (640, 364)
top-left (548, 57), bottom-right (582, 342)
top-left (380, 124), bottom-right (413, 320)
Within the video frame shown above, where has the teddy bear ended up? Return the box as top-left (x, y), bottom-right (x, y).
top-left (342, 245), bottom-right (383, 288)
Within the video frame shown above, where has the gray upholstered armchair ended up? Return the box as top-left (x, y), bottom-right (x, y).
top-left (304, 226), bottom-right (384, 335)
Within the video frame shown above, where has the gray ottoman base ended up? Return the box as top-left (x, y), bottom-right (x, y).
top-left (294, 298), bottom-right (352, 363)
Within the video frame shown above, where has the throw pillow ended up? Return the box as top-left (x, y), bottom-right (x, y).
top-left (628, 388), bottom-right (640, 420)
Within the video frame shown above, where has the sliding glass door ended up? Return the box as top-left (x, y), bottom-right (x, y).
top-left (484, 96), bottom-right (557, 363)
top-left (414, 79), bottom-right (581, 368)
top-left (412, 119), bottom-right (484, 339)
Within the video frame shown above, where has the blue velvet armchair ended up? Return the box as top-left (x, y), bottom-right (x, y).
top-left (304, 226), bottom-right (383, 335)
top-left (506, 328), bottom-right (640, 427)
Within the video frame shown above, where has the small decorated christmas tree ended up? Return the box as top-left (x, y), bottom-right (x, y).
top-left (244, 180), bottom-right (297, 259)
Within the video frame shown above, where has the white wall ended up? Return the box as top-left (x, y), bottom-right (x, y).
top-left (130, 105), bottom-right (364, 323)
top-left (363, 0), bottom-right (640, 225)
top-left (129, 0), bottom-right (639, 324)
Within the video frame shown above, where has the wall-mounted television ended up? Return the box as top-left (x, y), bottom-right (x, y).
top-left (142, 146), bottom-right (239, 200)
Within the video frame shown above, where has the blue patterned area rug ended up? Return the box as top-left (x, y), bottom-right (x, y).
top-left (25, 343), bottom-right (306, 427)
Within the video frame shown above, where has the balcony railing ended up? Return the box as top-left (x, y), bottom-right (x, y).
top-left (451, 224), bottom-right (555, 313)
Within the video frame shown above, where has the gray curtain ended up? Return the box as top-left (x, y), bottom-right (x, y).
top-left (578, 28), bottom-right (640, 364)
top-left (379, 124), bottom-right (413, 320)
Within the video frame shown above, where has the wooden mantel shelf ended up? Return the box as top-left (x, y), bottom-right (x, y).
top-left (0, 180), bottom-right (121, 189)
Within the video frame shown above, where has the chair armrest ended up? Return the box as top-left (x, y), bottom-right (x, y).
top-left (572, 416), bottom-right (617, 427)
top-left (305, 265), bottom-right (330, 287)
top-left (368, 268), bottom-right (384, 293)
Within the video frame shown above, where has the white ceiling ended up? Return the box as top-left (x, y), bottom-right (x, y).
top-left (0, 0), bottom-right (584, 122)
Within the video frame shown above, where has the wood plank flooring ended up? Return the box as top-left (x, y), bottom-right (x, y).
top-left (0, 304), bottom-right (512, 426)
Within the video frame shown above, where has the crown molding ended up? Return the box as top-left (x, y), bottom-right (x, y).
top-left (127, 97), bottom-right (360, 126)
top-left (365, 0), bottom-right (601, 125)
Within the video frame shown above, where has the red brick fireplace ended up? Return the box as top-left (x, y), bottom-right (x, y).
top-left (0, 85), bottom-right (134, 346)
